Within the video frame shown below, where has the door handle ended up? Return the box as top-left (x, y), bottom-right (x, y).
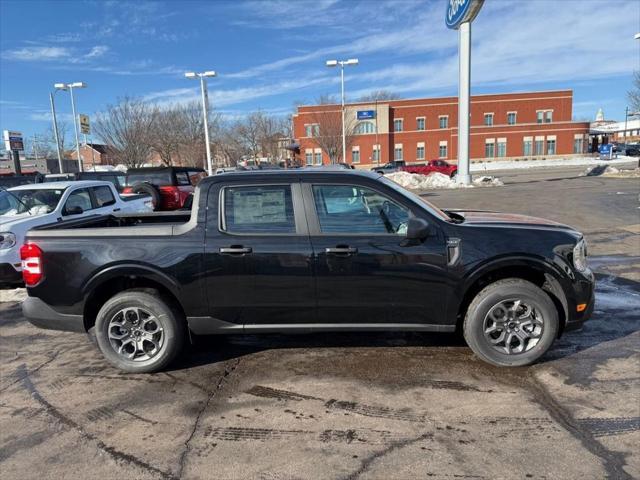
top-left (325, 246), bottom-right (358, 255)
top-left (113, 208), bottom-right (121, 212)
top-left (219, 246), bottom-right (252, 254)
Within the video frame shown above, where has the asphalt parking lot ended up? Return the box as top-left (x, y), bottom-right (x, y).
top-left (1, 167), bottom-right (639, 480)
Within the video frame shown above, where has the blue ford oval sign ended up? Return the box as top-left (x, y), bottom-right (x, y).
top-left (445, 0), bottom-right (484, 29)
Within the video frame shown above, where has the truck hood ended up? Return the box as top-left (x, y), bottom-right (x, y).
top-left (452, 210), bottom-right (572, 230)
top-left (0, 213), bottom-right (50, 232)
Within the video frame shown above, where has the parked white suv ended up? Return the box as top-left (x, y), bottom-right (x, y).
top-left (0, 180), bottom-right (153, 286)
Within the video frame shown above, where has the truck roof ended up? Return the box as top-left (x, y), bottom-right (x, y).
top-left (203, 168), bottom-right (381, 186)
top-left (8, 180), bottom-right (113, 191)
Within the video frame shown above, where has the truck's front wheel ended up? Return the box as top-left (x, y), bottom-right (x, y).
top-left (463, 279), bottom-right (558, 367)
top-left (95, 291), bottom-right (185, 373)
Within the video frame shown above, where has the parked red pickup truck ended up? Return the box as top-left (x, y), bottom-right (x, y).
top-left (372, 160), bottom-right (458, 178)
top-left (403, 160), bottom-right (458, 178)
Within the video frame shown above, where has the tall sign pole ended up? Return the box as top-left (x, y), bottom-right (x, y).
top-left (49, 92), bottom-right (64, 173)
top-left (446, 0), bottom-right (484, 185)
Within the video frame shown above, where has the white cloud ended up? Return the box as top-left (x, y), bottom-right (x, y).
top-left (2, 46), bottom-right (70, 61)
top-left (85, 46), bottom-right (109, 58)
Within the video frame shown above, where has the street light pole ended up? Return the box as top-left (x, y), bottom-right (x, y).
top-left (185, 71), bottom-right (216, 176)
top-left (326, 58), bottom-right (358, 164)
top-left (68, 85), bottom-right (82, 172)
top-left (49, 90), bottom-right (64, 173)
top-left (624, 106), bottom-right (629, 143)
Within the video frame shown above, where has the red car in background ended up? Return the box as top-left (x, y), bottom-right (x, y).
top-left (402, 160), bottom-right (458, 178)
top-left (123, 167), bottom-right (207, 210)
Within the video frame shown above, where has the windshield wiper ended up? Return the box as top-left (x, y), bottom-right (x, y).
top-left (0, 188), bottom-right (32, 215)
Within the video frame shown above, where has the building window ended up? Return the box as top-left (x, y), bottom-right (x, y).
top-left (574, 138), bottom-right (584, 154)
top-left (535, 139), bottom-right (544, 155)
top-left (485, 141), bottom-right (495, 158)
top-left (416, 145), bottom-right (425, 160)
top-left (497, 139), bottom-right (507, 157)
top-left (484, 113), bottom-right (494, 126)
top-left (372, 145), bottom-right (380, 162)
top-left (393, 119), bottom-right (403, 132)
top-left (354, 121), bottom-right (375, 134)
top-left (439, 116), bottom-right (448, 129)
top-left (416, 117), bottom-right (425, 131)
top-left (314, 150), bottom-right (322, 165)
top-left (305, 151), bottom-right (313, 165)
top-left (523, 139), bottom-right (532, 156)
top-left (305, 124), bottom-right (319, 137)
top-left (352, 147), bottom-right (360, 164)
top-left (545, 111), bottom-right (553, 123)
top-left (507, 112), bottom-right (516, 125)
top-left (547, 139), bottom-right (556, 155)
top-left (394, 144), bottom-right (403, 161)
top-left (439, 143), bottom-right (447, 158)
top-left (536, 111), bottom-right (544, 124)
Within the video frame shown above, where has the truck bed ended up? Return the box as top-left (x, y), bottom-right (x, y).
top-left (29, 211), bottom-right (193, 237)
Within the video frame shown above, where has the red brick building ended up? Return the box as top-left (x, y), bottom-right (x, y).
top-left (293, 90), bottom-right (590, 167)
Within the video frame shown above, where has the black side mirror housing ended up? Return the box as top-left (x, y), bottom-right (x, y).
top-left (405, 217), bottom-right (430, 241)
top-left (64, 205), bottom-right (83, 216)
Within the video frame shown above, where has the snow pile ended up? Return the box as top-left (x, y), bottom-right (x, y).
top-left (387, 171), bottom-right (502, 190)
top-left (471, 155), bottom-right (637, 172)
top-left (0, 288), bottom-right (26, 303)
top-left (582, 165), bottom-right (640, 177)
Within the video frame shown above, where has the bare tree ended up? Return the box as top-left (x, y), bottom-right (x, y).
top-left (94, 97), bottom-right (155, 168)
top-left (629, 71), bottom-right (640, 113)
top-left (316, 94), bottom-right (338, 105)
top-left (235, 112), bottom-right (263, 163)
top-left (358, 90), bottom-right (401, 102)
top-left (310, 108), bottom-right (357, 164)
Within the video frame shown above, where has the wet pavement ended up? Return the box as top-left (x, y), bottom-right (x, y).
top-left (1, 172), bottom-right (638, 479)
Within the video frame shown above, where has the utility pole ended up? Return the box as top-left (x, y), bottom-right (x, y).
top-left (49, 91), bottom-right (64, 173)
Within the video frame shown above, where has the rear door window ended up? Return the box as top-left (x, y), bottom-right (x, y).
top-left (92, 185), bottom-right (116, 207)
top-left (222, 185), bottom-right (295, 234)
top-left (175, 172), bottom-right (191, 186)
top-left (126, 171), bottom-right (172, 186)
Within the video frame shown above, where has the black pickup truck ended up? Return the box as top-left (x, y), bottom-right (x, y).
top-left (21, 170), bottom-right (594, 373)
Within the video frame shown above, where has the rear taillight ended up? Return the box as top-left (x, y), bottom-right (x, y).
top-left (159, 186), bottom-right (181, 207)
top-left (20, 243), bottom-right (43, 286)
top-left (122, 187), bottom-right (133, 194)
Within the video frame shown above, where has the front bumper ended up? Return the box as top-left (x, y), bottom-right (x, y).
top-left (564, 269), bottom-right (596, 331)
top-left (0, 262), bottom-right (22, 286)
top-left (22, 296), bottom-right (85, 332)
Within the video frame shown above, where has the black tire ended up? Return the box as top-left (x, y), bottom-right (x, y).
top-left (94, 290), bottom-right (185, 373)
top-left (132, 182), bottom-right (161, 210)
top-left (463, 278), bottom-right (558, 367)
top-left (450, 170), bottom-right (458, 179)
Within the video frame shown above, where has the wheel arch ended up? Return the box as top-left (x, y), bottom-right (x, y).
top-left (82, 264), bottom-right (185, 332)
top-left (453, 258), bottom-right (569, 336)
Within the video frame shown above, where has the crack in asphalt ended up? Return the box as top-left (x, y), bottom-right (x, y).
top-left (524, 372), bottom-right (632, 480)
top-left (175, 358), bottom-right (242, 479)
top-left (339, 432), bottom-right (433, 480)
top-left (16, 364), bottom-right (177, 480)
top-left (0, 352), bottom-right (59, 395)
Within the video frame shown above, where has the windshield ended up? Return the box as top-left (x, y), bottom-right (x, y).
top-left (379, 176), bottom-right (451, 222)
top-left (0, 189), bottom-right (65, 216)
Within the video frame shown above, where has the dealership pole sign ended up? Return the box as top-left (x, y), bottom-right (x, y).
top-left (446, 0), bottom-right (484, 185)
top-left (3, 130), bottom-right (24, 151)
top-left (446, 0), bottom-right (484, 30)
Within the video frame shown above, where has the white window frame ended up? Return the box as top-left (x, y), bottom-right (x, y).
top-left (439, 115), bottom-right (449, 129)
top-left (394, 143), bottom-right (403, 161)
top-left (314, 148), bottom-right (323, 165)
top-left (393, 118), bottom-right (403, 132)
top-left (484, 113), bottom-right (494, 126)
top-left (305, 148), bottom-right (313, 166)
top-left (372, 144), bottom-right (381, 162)
top-left (507, 111), bottom-right (517, 125)
top-left (416, 116), bottom-right (425, 131)
top-left (497, 137), bottom-right (507, 158)
top-left (416, 141), bottom-right (425, 160)
top-left (352, 146), bottom-right (360, 164)
top-left (438, 140), bottom-right (447, 158)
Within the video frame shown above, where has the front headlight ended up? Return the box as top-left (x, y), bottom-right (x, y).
top-left (572, 238), bottom-right (588, 272)
top-left (0, 232), bottom-right (16, 250)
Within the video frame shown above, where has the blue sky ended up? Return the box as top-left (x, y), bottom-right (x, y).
top-left (1, 0), bottom-right (638, 146)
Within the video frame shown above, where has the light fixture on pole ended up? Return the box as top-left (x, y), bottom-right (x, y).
top-left (326, 58), bottom-right (359, 164)
top-left (56, 82), bottom-right (87, 172)
top-left (185, 70), bottom-right (216, 176)
top-left (50, 84), bottom-right (67, 173)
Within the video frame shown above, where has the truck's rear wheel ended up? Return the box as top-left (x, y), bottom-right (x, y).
top-left (95, 291), bottom-right (185, 373)
top-left (463, 278), bottom-right (558, 367)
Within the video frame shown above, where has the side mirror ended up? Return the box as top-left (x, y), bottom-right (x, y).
top-left (405, 217), bottom-right (430, 241)
top-left (64, 205), bottom-right (83, 216)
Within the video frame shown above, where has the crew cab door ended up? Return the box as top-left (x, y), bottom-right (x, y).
top-left (303, 181), bottom-right (449, 326)
top-left (204, 180), bottom-right (315, 328)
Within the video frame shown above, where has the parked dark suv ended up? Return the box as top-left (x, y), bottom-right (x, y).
top-left (43, 171), bottom-right (127, 192)
top-left (122, 167), bottom-right (206, 210)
